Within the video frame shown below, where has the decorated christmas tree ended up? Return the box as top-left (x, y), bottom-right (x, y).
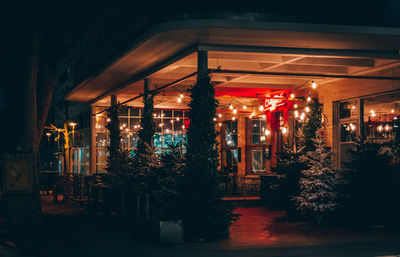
top-left (180, 73), bottom-right (238, 240)
top-left (294, 130), bottom-right (340, 225)
top-left (300, 98), bottom-right (324, 152)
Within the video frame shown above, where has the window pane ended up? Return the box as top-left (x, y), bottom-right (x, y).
top-left (154, 133), bottom-right (162, 148)
top-left (251, 120), bottom-right (260, 133)
top-left (252, 135), bottom-right (260, 145)
top-left (340, 123), bottom-right (356, 142)
top-left (252, 150), bottom-right (265, 172)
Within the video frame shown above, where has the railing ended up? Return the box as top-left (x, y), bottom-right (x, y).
top-left (218, 175), bottom-right (261, 197)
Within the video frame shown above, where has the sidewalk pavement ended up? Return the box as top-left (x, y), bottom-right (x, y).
top-left (2, 196), bottom-right (400, 257)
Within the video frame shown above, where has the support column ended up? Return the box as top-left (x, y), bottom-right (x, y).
top-left (359, 99), bottom-right (365, 142)
top-left (140, 78), bottom-right (154, 147)
top-left (90, 106), bottom-right (96, 174)
top-left (197, 51), bottom-right (208, 78)
top-left (111, 94), bottom-right (118, 106)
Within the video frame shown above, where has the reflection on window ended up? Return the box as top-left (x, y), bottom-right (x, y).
top-left (340, 123), bottom-right (357, 142)
top-left (221, 149), bottom-right (238, 174)
top-left (95, 107), bottom-right (188, 172)
top-left (252, 150), bottom-right (265, 173)
top-left (223, 120), bottom-right (238, 146)
top-left (251, 117), bottom-right (267, 144)
top-left (364, 92), bottom-right (400, 141)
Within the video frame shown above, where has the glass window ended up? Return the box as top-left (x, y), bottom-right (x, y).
top-left (251, 118), bottom-right (267, 144)
top-left (340, 123), bottom-right (357, 142)
top-left (364, 92), bottom-right (400, 141)
top-left (221, 149), bottom-right (238, 174)
top-left (223, 120), bottom-right (238, 147)
top-left (252, 150), bottom-right (265, 173)
top-left (95, 107), bottom-right (188, 172)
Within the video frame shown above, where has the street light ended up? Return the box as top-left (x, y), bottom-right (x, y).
top-left (68, 121), bottom-right (78, 143)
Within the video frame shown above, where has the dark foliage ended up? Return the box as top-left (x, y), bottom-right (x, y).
top-left (341, 139), bottom-right (400, 227)
top-left (180, 73), bottom-right (238, 240)
top-left (106, 105), bottom-right (134, 188)
top-left (271, 143), bottom-right (307, 216)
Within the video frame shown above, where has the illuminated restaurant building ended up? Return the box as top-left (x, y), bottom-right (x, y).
top-left (64, 11), bottom-right (400, 195)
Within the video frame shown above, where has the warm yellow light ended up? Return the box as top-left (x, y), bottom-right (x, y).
top-left (281, 127), bottom-right (288, 134)
top-left (294, 104), bottom-right (298, 108)
top-left (259, 105), bottom-right (264, 111)
top-left (213, 118), bottom-right (217, 121)
top-left (177, 97), bottom-right (182, 103)
top-left (391, 109), bottom-right (395, 113)
top-left (46, 132), bottom-right (51, 137)
top-left (69, 121), bottom-right (77, 127)
top-left (232, 116), bottom-right (236, 121)
top-left (243, 105), bottom-right (247, 110)
top-left (218, 113), bottom-right (222, 118)
top-left (294, 110), bottom-right (299, 118)
top-left (377, 125), bottom-right (383, 132)
top-left (312, 81), bottom-right (317, 89)
top-left (180, 93), bottom-right (184, 98)
top-left (352, 105), bottom-right (356, 110)
top-left (290, 93), bottom-right (295, 99)
top-left (218, 122), bottom-right (222, 127)
top-left (176, 117), bottom-right (180, 121)
top-left (385, 124), bottom-right (390, 131)
top-left (307, 96), bottom-right (312, 102)
top-left (170, 120), bottom-right (174, 123)
top-left (265, 129), bottom-right (270, 136)
top-left (229, 104), bottom-right (233, 110)
top-left (182, 125), bottom-right (185, 129)
top-left (305, 106), bottom-right (310, 113)
top-left (233, 109), bottom-right (237, 114)
top-left (106, 118), bottom-right (111, 122)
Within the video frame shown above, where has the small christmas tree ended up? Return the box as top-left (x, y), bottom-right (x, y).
top-left (295, 130), bottom-right (340, 225)
top-left (273, 142), bottom-right (306, 213)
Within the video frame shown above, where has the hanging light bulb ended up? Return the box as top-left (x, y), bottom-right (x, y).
top-left (294, 104), bottom-right (298, 108)
top-left (170, 120), bottom-right (174, 123)
top-left (249, 113), bottom-right (254, 119)
top-left (391, 109), bottom-right (395, 113)
top-left (213, 118), bottom-right (217, 121)
top-left (377, 125), bottom-right (383, 132)
top-left (182, 125), bottom-right (185, 129)
top-left (352, 105), bottom-right (356, 110)
top-left (281, 127), bottom-right (288, 134)
top-left (176, 117), bottom-right (180, 121)
top-left (290, 93), bottom-right (295, 99)
top-left (259, 105), bottom-right (264, 111)
top-left (229, 104), bottom-right (233, 110)
top-left (312, 80), bottom-right (317, 89)
top-left (305, 106), bottom-right (310, 113)
top-left (218, 122), bottom-right (222, 127)
top-left (265, 129), bottom-right (270, 136)
top-left (232, 116), bottom-right (236, 121)
top-left (243, 105), bottom-right (247, 110)
top-left (307, 96), bottom-right (312, 102)
top-left (180, 93), bottom-right (184, 98)
top-left (385, 124), bottom-right (390, 131)
top-left (294, 110), bottom-right (299, 118)
top-left (300, 113), bottom-right (305, 121)
top-left (233, 109), bottom-right (237, 114)
top-left (177, 97), bottom-right (182, 103)
top-left (218, 113), bottom-right (222, 118)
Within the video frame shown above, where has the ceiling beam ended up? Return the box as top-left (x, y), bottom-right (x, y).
top-left (199, 44), bottom-right (400, 60)
top-left (285, 56), bottom-right (375, 67)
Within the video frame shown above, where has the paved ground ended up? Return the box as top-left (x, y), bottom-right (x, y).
top-left (1, 196), bottom-right (400, 257)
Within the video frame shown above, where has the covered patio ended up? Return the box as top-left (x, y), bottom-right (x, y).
top-left (65, 20), bottom-right (400, 196)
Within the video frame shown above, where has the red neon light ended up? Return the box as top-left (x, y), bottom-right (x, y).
top-left (263, 92), bottom-right (288, 112)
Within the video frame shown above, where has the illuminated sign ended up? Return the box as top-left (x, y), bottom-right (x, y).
top-left (263, 92), bottom-right (288, 112)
